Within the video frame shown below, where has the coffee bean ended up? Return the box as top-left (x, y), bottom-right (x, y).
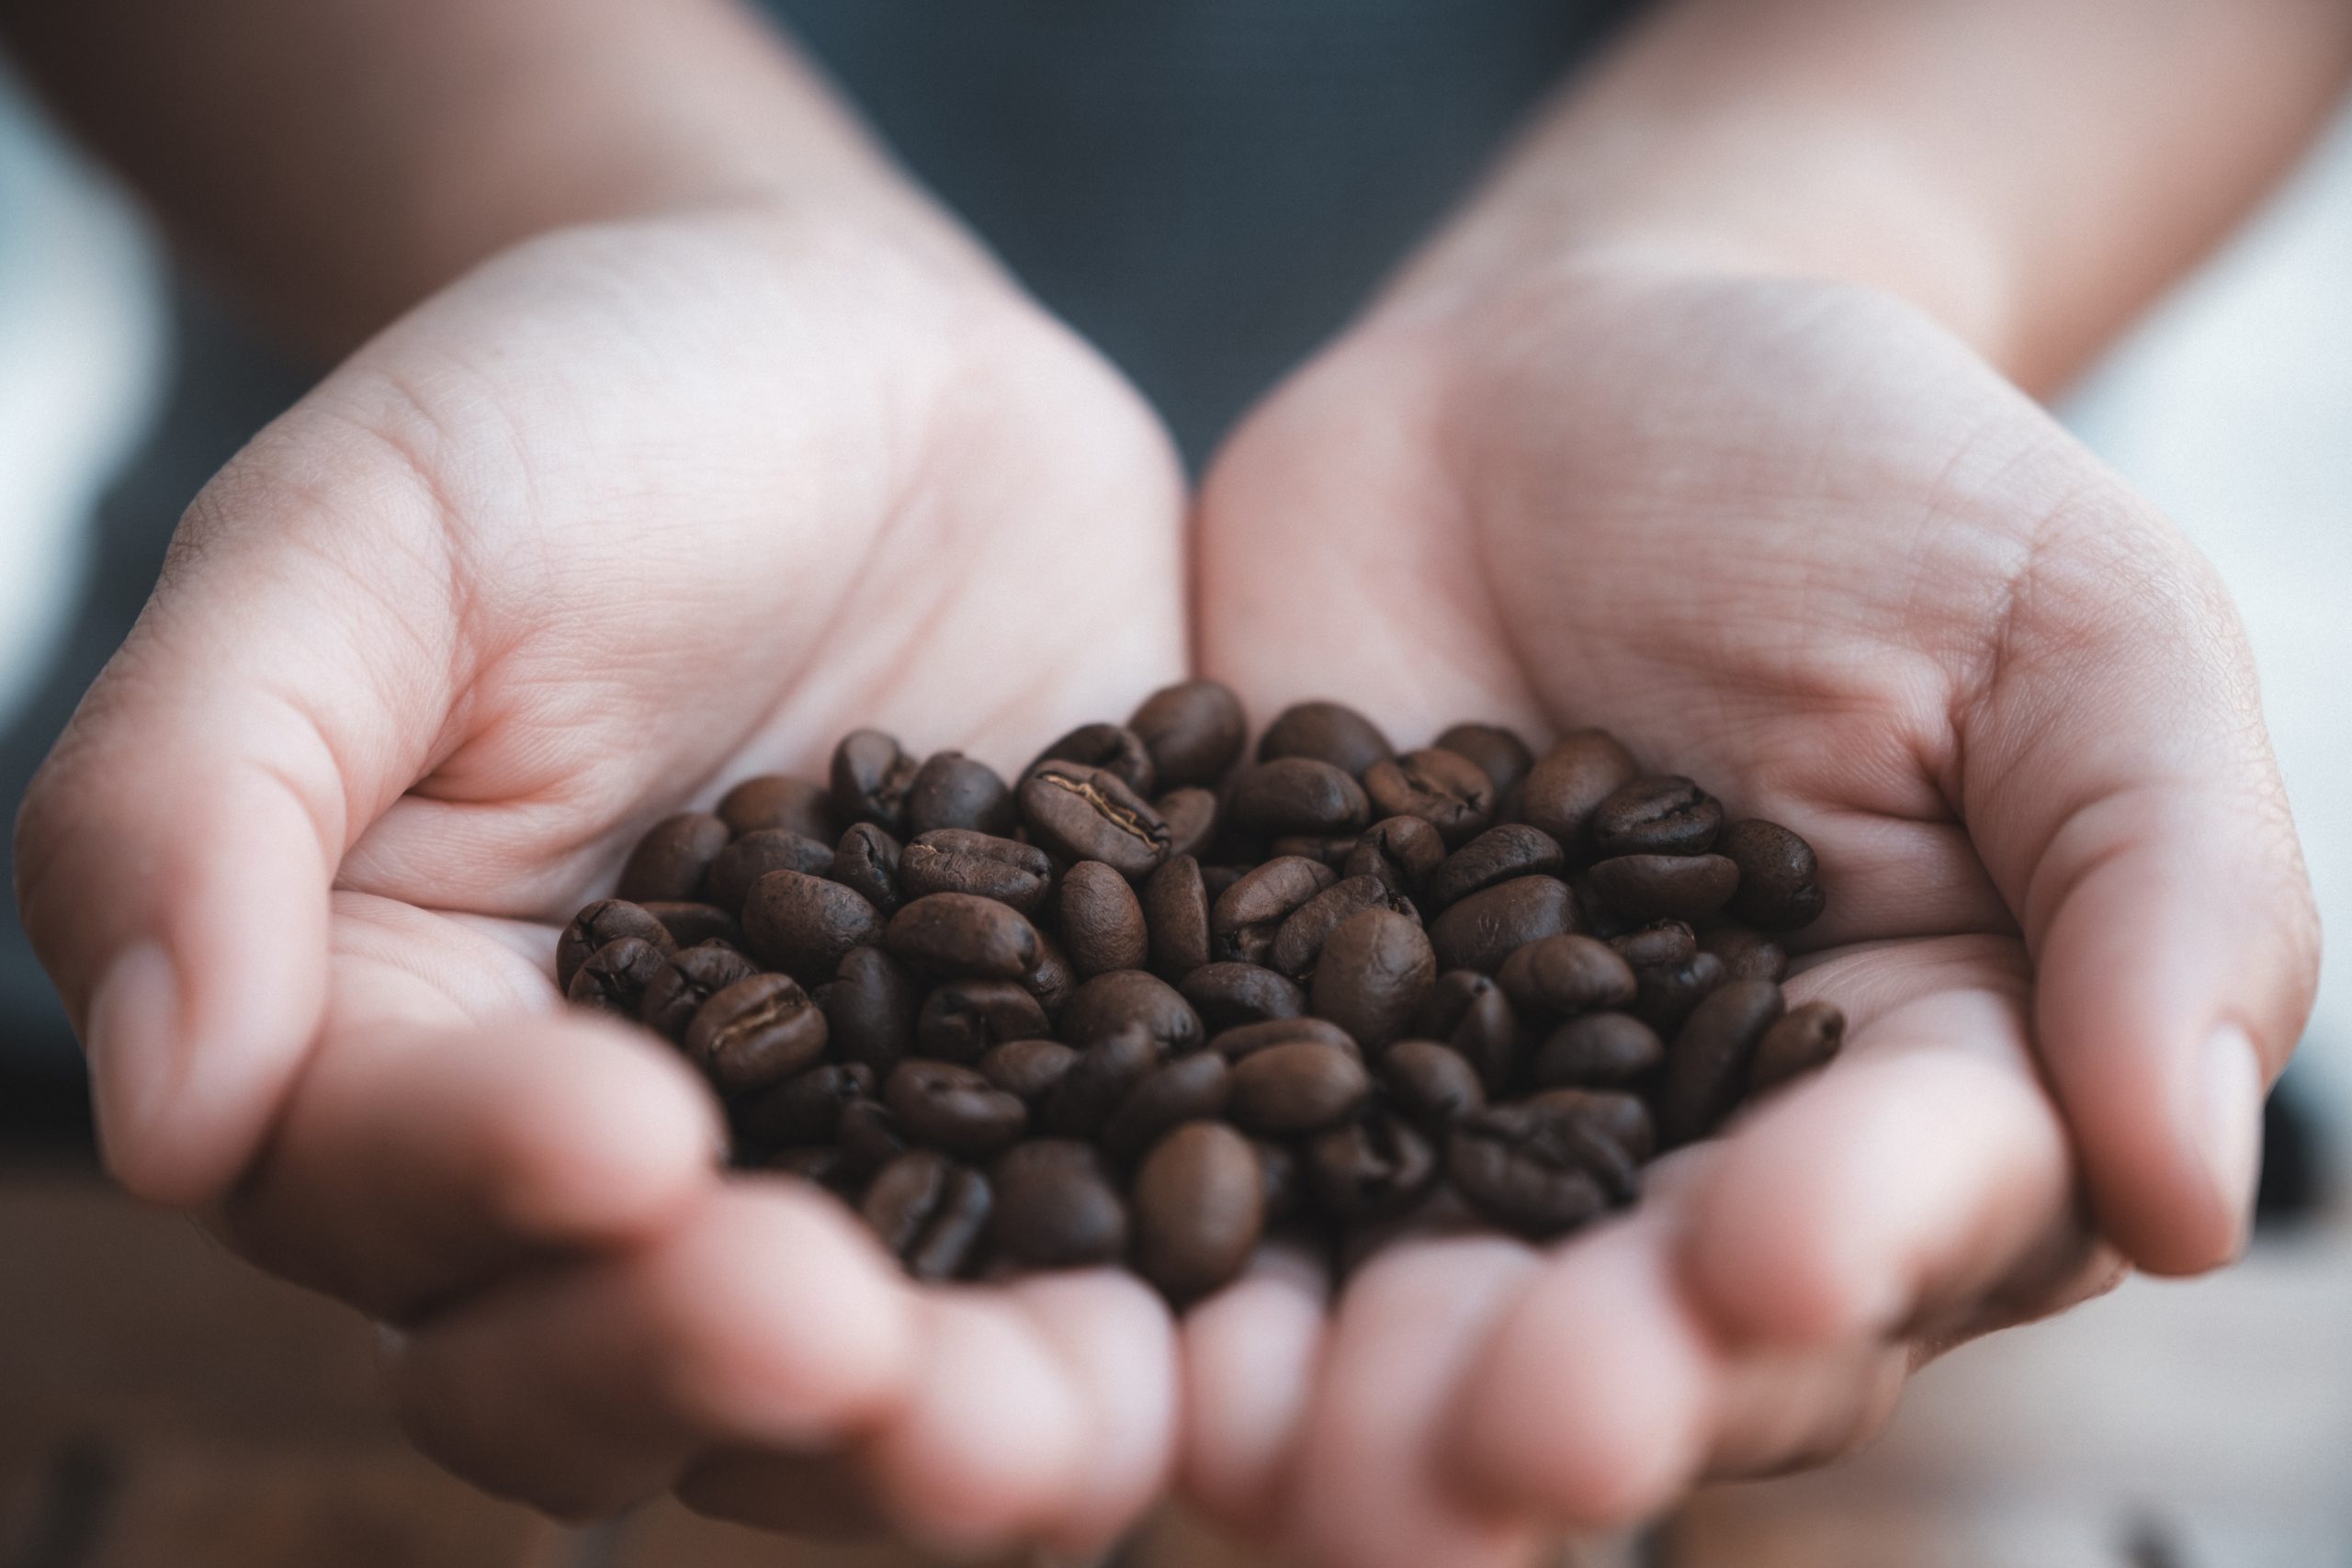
top-left (1424, 824), bottom-right (1567, 910)
top-left (1210, 854), bottom-right (1339, 965)
top-left (1057, 860), bottom-right (1149, 976)
top-left (834, 1099), bottom-right (908, 1183)
top-left (1379, 1040), bottom-right (1487, 1129)
top-left (1748, 1000), bottom-right (1846, 1095)
top-left (1343, 815), bottom-right (1446, 901)
top-left (707, 829), bottom-right (835, 913)
top-left (916, 978), bottom-right (1051, 1063)
top-left (717, 774), bottom-right (836, 841)
top-left (1023, 932), bottom-right (1077, 1018)
top-left (1632, 952), bottom-right (1727, 1035)
top-left (1037, 1023), bottom-right (1159, 1137)
top-left (743, 869), bottom-right (884, 984)
top-left (1102, 1053), bottom-right (1232, 1159)
top-left (640, 901), bottom-right (744, 951)
top-left (1428, 874), bottom-right (1578, 974)
top-left (1034, 722), bottom-right (1158, 798)
top-left (1269, 835), bottom-right (1361, 872)
top-left (1228, 1039), bottom-right (1371, 1135)
top-left (1142, 855), bottom-right (1213, 978)
top-left (886, 1060), bottom-right (1030, 1157)
top-left (735, 1062), bottom-right (875, 1151)
top-left (1608, 920), bottom-right (1697, 971)
top-left (1412, 970), bottom-right (1522, 1092)
top-left (831, 729), bottom-right (921, 834)
top-left (687, 972), bottom-right (829, 1095)
top-left (1311, 908), bottom-right (1437, 1051)
top-left (1154, 786), bottom-right (1221, 860)
top-left (1700, 924), bottom-right (1789, 982)
top-left (1199, 864), bottom-right (1247, 902)
top-left (1226, 758), bottom-right (1372, 839)
top-left (1269, 874), bottom-right (1405, 980)
top-left (1448, 1096), bottom-right (1638, 1238)
top-left (556, 898), bottom-right (674, 991)
top-left (1720, 818), bottom-right (1826, 931)
top-left (1363, 748), bottom-right (1496, 846)
top-left (1432, 723), bottom-right (1535, 800)
top-left (1180, 962), bottom-right (1307, 1032)
top-left (567, 937), bottom-right (667, 1016)
top-left (978, 1037), bottom-right (1082, 1102)
top-left (1133, 1122), bottom-right (1264, 1302)
top-left (989, 1140), bottom-right (1129, 1268)
top-left (1335, 1180), bottom-right (1484, 1274)
top-left (1017, 760), bottom-right (1171, 877)
top-left (1255, 1138), bottom-right (1303, 1225)
top-left (1528, 1087), bottom-right (1656, 1163)
top-left (639, 942), bottom-right (761, 1039)
top-left (862, 1150), bottom-right (991, 1280)
top-left (904, 751), bottom-right (1015, 838)
top-left (1590, 775), bottom-right (1724, 857)
top-left (899, 830), bottom-right (1053, 915)
top-left (1306, 1111), bottom-right (1435, 1223)
top-left (816, 945), bottom-right (920, 1074)
top-left (1585, 853), bottom-right (1740, 923)
top-left (1058, 969), bottom-right (1203, 1055)
top-left (1496, 934), bottom-right (1638, 1017)
top-left (616, 812), bottom-right (730, 903)
top-left (1532, 1012), bottom-right (1663, 1089)
top-left (1129, 680), bottom-right (1248, 788)
top-left (831, 822), bottom-right (905, 917)
top-left (1515, 730), bottom-right (1637, 855)
top-left (884, 892), bottom-right (1043, 980)
top-left (1256, 701), bottom-right (1394, 779)
top-left (1659, 979), bottom-right (1786, 1145)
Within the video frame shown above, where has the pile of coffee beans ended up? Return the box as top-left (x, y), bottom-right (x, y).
top-left (557, 684), bottom-right (1842, 1304)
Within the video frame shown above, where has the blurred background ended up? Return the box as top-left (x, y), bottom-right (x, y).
top-left (0, 11), bottom-right (2346, 1564)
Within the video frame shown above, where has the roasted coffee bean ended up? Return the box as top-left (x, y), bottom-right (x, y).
top-left (1516, 730), bottom-right (1638, 855)
top-left (1379, 1040), bottom-right (1487, 1129)
top-left (1432, 723), bottom-right (1535, 800)
top-left (1529, 1087), bottom-right (1656, 1163)
top-left (1225, 758), bottom-right (1372, 839)
top-left (1057, 860), bottom-right (1149, 976)
top-left (1180, 962), bottom-right (1307, 1032)
top-left (1034, 723), bottom-right (1157, 798)
top-left (863, 1150), bottom-right (991, 1280)
top-left (1269, 874), bottom-right (1404, 980)
top-left (916, 978), bottom-right (1051, 1063)
top-left (735, 1063), bottom-right (875, 1151)
top-left (1660, 979), bottom-right (1786, 1145)
top-left (1585, 853), bottom-right (1740, 923)
top-left (1701, 924), bottom-right (1789, 983)
top-left (1609, 919), bottom-right (1698, 971)
top-left (834, 1099), bottom-right (908, 1183)
top-left (556, 898), bottom-right (673, 991)
top-left (1200, 864), bottom-right (1247, 901)
top-left (1306, 1111), bottom-right (1435, 1223)
top-left (1017, 760), bottom-right (1171, 877)
top-left (989, 1140), bottom-right (1129, 1269)
top-left (1311, 907), bottom-right (1437, 1051)
top-left (567, 937), bottom-right (667, 1016)
top-left (1335, 1181), bottom-right (1485, 1275)
top-left (1496, 934), bottom-right (1638, 1017)
top-left (639, 942), bottom-right (761, 1039)
top-left (707, 829), bottom-right (835, 913)
top-left (1343, 815), bottom-right (1447, 901)
top-left (1255, 1138), bottom-right (1303, 1226)
top-left (1412, 970), bottom-right (1521, 1092)
top-left (717, 773), bottom-right (836, 841)
top-left (1102, 1053), bottom-right (1232, 1159)
top-left (1632, 952), bottom-right (1727, 1035)
top-left (978, 1037), bottom-right (1082, 1102)
top-left (1142, 855), bottom-right (1214, 977)
top-left (831, 729), bottom-right (921, 834)
top-left (904, 751), bottom-right (1015, 838)
top-left (1133, 1122), bottom-right (1264, 1302)
top-left (817, 946), bottom-right (920, 1074)
top-left (1155, 786), bottom-right (1220, 860)
top-left (899, 830), bottom-right (1053, 915)
top-left (687, 972), bottom-right (829, 1095)
top-left (1448, 1096), bottom-right (1639, 1238)
top-left (1211, 855), bottom-right (1338, 964)
top-left (1363, 748), bottom-right (1496, 846)
top-left (1228, 1039), bottom-right (1372, 1134)
top-left (766, 1145), bottom-right (847, 1186)
top-left (1428, 874), bottom-right (1578, 974)
top-left (616, 812), bottom-right (729, 903)
top-left (831, 822), bottom-right (905, 917)
top-left (1720, 818), bottom-right (1826, 931)
top-left (1209, 1014), bottom-right (1360, 1062)
top-left (886, 1060), bottom-right (1030, 1157)
top-left (1749, 1000), bottom-right (1846, 1094)
top-left (640, 901), bottom-right (744, 951)
top-left (1058, 969), bottom-right (1203, 1055)
top-left (1532, 1012), bottom-right (1664, 1089)
top-left (1424, 824), bottom-right (1566, 910)
top-left (884, 892), bottom-right (1043, 980)
top-left (1037, 1024), bottom-right (1159, 1137)
top-left (1590, 774), bottom-right (1724, 857)
top-left (744, 869), bottom-right (884, 983)
top-left (1269, 834), bottom-right (1361, 872)
top-left (1129, 680), bottom-right (1249, 788)
top-left (1256, 700), bottom-right (1394, 779)
top-left (1023, 932), bottom-right (1077, 1018)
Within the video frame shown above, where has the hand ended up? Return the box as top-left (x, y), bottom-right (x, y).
top-left (17, 201), bottom-right (1190, 1556)
top-left (1183, 263), bottom-right (2317, 1562)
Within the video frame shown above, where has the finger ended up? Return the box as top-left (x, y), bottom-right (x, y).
top-left (1176, 1245), bottom-right (1329, 1539)
top-left (1700, 1338), bottom-right (1911, 1483)
top-left (388, 1180), bottom-right (914, 1519)
top-left (1005, 1271), bottom-right (1180, 1557)
top-left (673, 1449), bottom-right (885, 1541)
top-left (1961, 498), bottom-right (2318, 1273)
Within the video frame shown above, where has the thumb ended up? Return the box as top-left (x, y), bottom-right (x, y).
top-left (14, 427), bottom-right (456, 1205)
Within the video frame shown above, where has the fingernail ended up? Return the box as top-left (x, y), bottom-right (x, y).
top-left (2197, 1023), bottom-right (2264, 1247)
top-left (85, 942), bottom-right (186, 1166)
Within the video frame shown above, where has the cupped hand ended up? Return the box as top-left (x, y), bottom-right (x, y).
top-left (16, 201), bottom-right (1189, 1555)
top-left (1183, 264), bottom-right (2317, 1562)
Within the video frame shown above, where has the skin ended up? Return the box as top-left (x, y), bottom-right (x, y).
top-left (6, 0), bottom-right (2346, 1561)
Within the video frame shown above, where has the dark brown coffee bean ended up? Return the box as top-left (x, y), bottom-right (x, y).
top-left (904, 751), bottom-right (1015, 838)
top-left (1255, 1139), bottom-right (1303, 1225)
top-left (1363, 748), bottom-right (1496, 846)
top-left (641, 901), bottom-right (745, 951)
top-left (831, 728), bottom-right (921, 834)
top-left (1227, 1040), bottom-right (1371, 1135)
top-left (1448, 1097), bottom-right (1638, 1238)
top-left (1424, 824), bottom-right (1566, 910)
top-left (978, 1037), bottom-right (1082, 1102)
top-left (734, 1062), bottom-right (875, 1150)
top-left (639, 942), bottom-right (762, 1039)
top-left (1528, 1087), bottom-right (1656, 1163)
top-left (1225, 758), bottom-right (1372, 839)
top-left (556, 898), bottom-right (674, 991)
top-left (616, 812), bottom-right (730, 903)
top-left (1056, 860), bottom-right (1148, 976)
top-left (1701, 924), bottom-right (1789, 983)
top-left (1428, 874), bottom-right (1578, 974)
top-left (1058, 969), bottom-right (1204, 1055)
top-left (1343, 815), bottom-right (1447, 901)
top-left (816, 946), bottom-right (920, 1074)
top-left (687, 972), bottom-right (830, 1095)
top-left (1590, 775), bottom-right (1724, 857)
top-left (1134, 1122), bottom-right (1264, 1302)
top-left (831, 822), bottom-right (904, 917)
top-left (1154, 786), bottom-right (1220, 860)
top-left (1412, 970), bottom-right (1522, 1092)
top-left (1034, 723), bottom-right (1158, 798)
top-left (1748, 1001), bottom-right (1846, 1095)
top-left (567, 937), bottom-right (667, 1016)
top-left (1130, 680), bottom-right (1248, 788)
top-left (916, 978), bottom-right (1051, 1063)
top-left (717, 773), bottom-right (836, 841)
top-left (1208, 1015), bottom-right (1361, 1062)
top-left (707, 829), bottom-right (835, 913)
top-left (1142, 854), bottom-right (1213, 978)
top-left (863, 1150), bottom-right (991, 1280)
top-left (1586, 853), bottom-right (1739, 923)
top-left (899, 830), bottom-right (1053, 915)
top-left (744, 869), bottom-right (884, 983)
top-left (1017, 760), bottom-right (1171, 877)
top-left (886, 1060), bottom-right (1030, 1157)
top-left (1660, 979), bottom-right (1786, 1145)
top-left (1211, 854), bottom-right (1339, 965)
top-left (1023, 930), bottom-right (1077, 1020)
top-left (989, 1140), bottom-right (1129, 1269)
top-left (1515, 730), bottom-right (1638, 855)
top-left (834, 1099), bottom-right (908, 1183)
top-left (1269, 874), bottom-right (1405, 980)
top-left (1199, 864), bottom-right (1248, 902)
top-left (1180, 962), bottom-right (1306, 1032)
top-left (1432, 723), bottom-right (1535, 800)
top-left (1720, 818), bottom-right (1827, 931)
top-left (1532, 1012), bottom-right (1664, 1089)
top-left (1102, 1053), bottom-right (1232, 1159)
top-left (1632, 952), bottom-right (1727, 1035)
top-left (1609, 920), bottom-right (1698, 971)
top-left (1335, 1181), bottom-right (1485, 1276)
top-left (1256, 700), bottom-right (1394, 778)
top-left (884, 892), bottom-right (1043, 980)
top-left (1379, 1040), bottom-right (1487, 1129)
top-left (1310, 907), bottom-right (1437, 1051)
top-left (1496, 934), bottom-right (1638, 1017)
top-left (1268, 835), bottom-right (1361, 872)
top-left (1037, 1023), bottom-right (1159, 1137)
top-left (1306, 1111), bottom-right (1435, 1223)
